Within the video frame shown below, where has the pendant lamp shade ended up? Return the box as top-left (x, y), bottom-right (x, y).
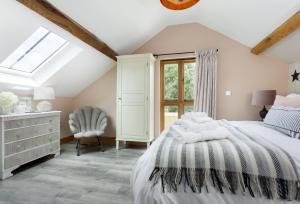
top-left (160, 0), bottom-right (200, 10)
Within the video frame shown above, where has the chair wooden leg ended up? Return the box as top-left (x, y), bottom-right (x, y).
top-left (76, 139), bottom-right (80, 156)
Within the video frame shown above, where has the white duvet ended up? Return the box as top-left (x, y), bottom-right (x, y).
top-left (131, 121), bottom-right (300, 204)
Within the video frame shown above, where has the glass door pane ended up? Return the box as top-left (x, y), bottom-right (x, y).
top-left (164, 106), bottom-right (178, 128)
top-left (184, 105), bottom-right (194, 113)
top-left (164, 63), bottom-right (178, 100)
top-left (184, 62), bottom-right (196, 100)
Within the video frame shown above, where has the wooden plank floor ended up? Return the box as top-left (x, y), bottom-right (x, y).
top-left (0, 141), bottom-right (145, 204)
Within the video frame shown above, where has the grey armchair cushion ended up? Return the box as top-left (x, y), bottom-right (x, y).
top-left (69, 106), bottom-right (107, 138)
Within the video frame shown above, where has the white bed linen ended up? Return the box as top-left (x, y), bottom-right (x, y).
top-left (131, 121), bottom-right (300, 204)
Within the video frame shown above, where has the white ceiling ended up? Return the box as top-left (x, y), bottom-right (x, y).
top-left (0, 0), bottom-right (300, 98)
top-left (49, 0), bottom-right (300, 57)
top-left (43, 47), bottom-right (113, 97)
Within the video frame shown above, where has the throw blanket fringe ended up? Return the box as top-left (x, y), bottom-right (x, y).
top-left (149, 167), bottom-right (300, 200)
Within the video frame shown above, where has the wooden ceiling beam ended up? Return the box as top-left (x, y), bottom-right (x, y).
top-left (251, 10), bottom-right (300, 55)
top-left (17, 0), bottom-right (118, 61)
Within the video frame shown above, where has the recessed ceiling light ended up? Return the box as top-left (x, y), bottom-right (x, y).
top-left (160, 0), bottom-right (200, 10)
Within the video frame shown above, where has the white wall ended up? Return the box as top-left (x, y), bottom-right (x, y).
top-left (289, 61), bottom-right (300, 94)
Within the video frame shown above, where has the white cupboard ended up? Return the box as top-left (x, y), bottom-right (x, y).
top-left (116, 54), bottom-right (155, 149)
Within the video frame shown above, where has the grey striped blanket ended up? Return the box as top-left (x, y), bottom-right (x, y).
top-left (149, 120), bottom-right (300, 201)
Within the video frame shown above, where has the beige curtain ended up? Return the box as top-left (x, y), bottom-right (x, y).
top-left (194, 49), bottom-right (218, 119)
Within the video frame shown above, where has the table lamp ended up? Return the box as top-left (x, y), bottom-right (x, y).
top-left (251, 90), bottom-right (276, 120)
top-left (34, 87), bottom-right (55, 112)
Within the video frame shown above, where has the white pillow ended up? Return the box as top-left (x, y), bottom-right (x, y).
top-left (287, 93), bottom-right (300, 98)
top-left (273, 95), bottom-right (300, 108)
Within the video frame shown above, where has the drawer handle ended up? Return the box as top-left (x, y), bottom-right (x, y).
top-left (16, 134), bottom-right (20, 139)
top-left (17, 144), bottom-right (21, 149)
top-left (49, 128), bottom-right (53, 132)
top-left (49, 119), bottom-right (53, 123)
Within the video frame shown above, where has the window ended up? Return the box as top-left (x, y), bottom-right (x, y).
top-left (0, 27), bottom-right (67, 73)
top-left (160, 58), bottom-right (196, 131)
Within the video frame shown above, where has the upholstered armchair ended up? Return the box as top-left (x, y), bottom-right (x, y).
top-left (69, 106), bottom-right (107, 156)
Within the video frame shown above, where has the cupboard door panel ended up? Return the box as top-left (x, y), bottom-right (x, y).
top-left (121, 60), bottom-right (146, 93)
top-left (120, 105), bottom-right (146, 140)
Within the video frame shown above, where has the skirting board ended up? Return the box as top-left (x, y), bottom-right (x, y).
top-left (60, 136), bottom-right (74, 144)
top-left (60, 136), bottom-right (146, 147)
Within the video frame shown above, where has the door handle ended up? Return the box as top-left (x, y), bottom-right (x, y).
top-left (118, 97), bottom-right (122, 100)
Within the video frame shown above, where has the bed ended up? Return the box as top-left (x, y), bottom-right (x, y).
top-left (131, 120), bottom-right (300, 204)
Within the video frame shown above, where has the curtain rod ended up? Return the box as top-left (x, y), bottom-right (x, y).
top-left (153, 49), bottom-right (219, 57)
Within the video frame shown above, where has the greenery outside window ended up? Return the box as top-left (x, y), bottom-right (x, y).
top-left (160, 58), bottom-right (196, 131)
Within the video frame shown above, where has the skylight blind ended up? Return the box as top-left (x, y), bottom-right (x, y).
top-left (0, 27), bottom-right (67, 73)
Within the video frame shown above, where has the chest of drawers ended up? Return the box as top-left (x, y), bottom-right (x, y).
top-left (0, 111), bottom-right (60, 179)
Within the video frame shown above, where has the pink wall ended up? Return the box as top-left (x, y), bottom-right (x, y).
top-left (52, 97), bottom-right (75, 138)
top-left (74, 68), bottom-right (117, 137)
top-left (74, 23), bottom-right (288, 138)
top-left (136, 23), bottom-right (288, 137)
top-left (28, 96), bottom-right (74, 138)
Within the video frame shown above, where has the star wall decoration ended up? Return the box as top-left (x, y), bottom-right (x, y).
top-left (291, 70), bottom-right (300, 82)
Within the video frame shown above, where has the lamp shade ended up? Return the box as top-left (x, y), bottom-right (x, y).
top-left (160, 0), bottom-right (200, 10)
top-left (251, 90), bottom-right (276, 106)
top-left (34, 87), bottom-right (55, 100)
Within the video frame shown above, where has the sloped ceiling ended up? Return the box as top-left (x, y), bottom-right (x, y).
top-left (1, 0), bottom-right (300, 98)
top-left (49, 0), bottom-right (300, 58)
top-left (264, 28), bottom-right (300, 64)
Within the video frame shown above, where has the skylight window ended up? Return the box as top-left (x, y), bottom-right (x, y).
top-left (0, 27), bottom-right (67, 73)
